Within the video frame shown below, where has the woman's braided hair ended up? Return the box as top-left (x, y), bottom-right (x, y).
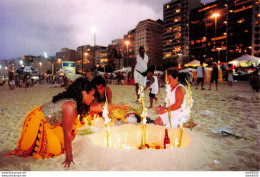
top-left (52, 77), bottom-right (95, 120)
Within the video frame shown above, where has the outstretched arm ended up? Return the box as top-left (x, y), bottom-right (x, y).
top-left (144, 76), bottom-right (154, 91)
top-left (90, 103), bottom-right (129, 113)
top-left (61, 101), bottom-right (77, 168)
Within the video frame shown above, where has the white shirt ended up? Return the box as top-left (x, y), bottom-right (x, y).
top-left (150, 76), bottom-right (158, 94)
top-left (135, 55), bottom-right (148, 73)
top-left (197, 66), bottom-right (204, 78)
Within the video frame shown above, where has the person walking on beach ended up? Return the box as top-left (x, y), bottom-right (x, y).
top-left (144, 67), bottom-right (159, 108)
top-left (209, 62), bottom-right (219, 90)
top-left (5, 77), bottom-right (128, 168)
top-left (8, 71), bottom-right (15, 90)
top-left (227, 69), bottom-right (233, 87)
top-left (131, 46), bottom-right (151, 102)
top-left (196, 61), bottom-right (205, 90)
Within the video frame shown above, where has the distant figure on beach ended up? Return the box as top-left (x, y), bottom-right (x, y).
top-left (92, 75), bottom-right (112, 103)
top-left (209, 62), bottom-right (219, 90)
top-left (227, 69), bottom-right (233, 87)
top-left (144, 67), bottom-right (158, 108)
top-left (8, 72), bottom-right (15, 90)
top-left (196, 61), bottom-right (205, 90)
top-left (5, 77), bottom-right (128, 168)
top-left (117, 72), bottom-right (123, 85)
top-left (154, 68), bottom-right (196, 128)
top-left (132, 46), bottom-right (151, 102)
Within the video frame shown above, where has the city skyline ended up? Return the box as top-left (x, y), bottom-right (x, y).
top-left (0, 0), bottom-right (214, 60)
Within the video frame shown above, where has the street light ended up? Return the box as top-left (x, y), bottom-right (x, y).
top-left (57, 58), bottom-right (62, 71)
top-left (211, 12), bottom-right (220, 62)
top-left (92, 26), bottom-right (96, 46)
top-left (125, 40), bottom-right (130, 67)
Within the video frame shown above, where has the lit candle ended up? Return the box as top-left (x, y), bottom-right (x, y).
top-left (109, 136), bottom-right (112, 147)
top-left (137, 131), bottom-right (140, 143)
top-left (117, 134), bottom-right (121, 148)
top-left (175, 138), bottom-right (178, 148)
top-left (125, 132), bottom-right (128, 145)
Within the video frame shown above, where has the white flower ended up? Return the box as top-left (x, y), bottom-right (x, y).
top-left (103, 103), bottom-right (111, 124)
top-left (141, 111), bottom-right (147, 118)
top-left (142, 118), bottom-right (147, 124)
top-left (138, 86), bottom-right (144, 96)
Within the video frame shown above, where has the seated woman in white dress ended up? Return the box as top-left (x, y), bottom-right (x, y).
top-left (154, 68), bottom-right (196, 128)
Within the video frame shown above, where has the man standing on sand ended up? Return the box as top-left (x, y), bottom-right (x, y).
top-left (131, 46), bottom-right (151, 102)
top-left (209, 62), bottom-right (219, 90)
top-left (196, 60), bottom-right (205, 90)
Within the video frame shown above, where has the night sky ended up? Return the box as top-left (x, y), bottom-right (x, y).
top-left (0, 0), bottom-right (214, 60)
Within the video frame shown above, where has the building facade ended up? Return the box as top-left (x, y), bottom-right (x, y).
top-left (94, 46), bottom-right (108, 70)
top-left (56, 48), bottom-right (76, 71)
top-left (123, 29), bottom-right (135, 68)
top-left (76, 45), bottom-right (95, 73)
top-left (189, 1), bottom-right (228, 63)
top-left (134, 19), bottom-right (163, 67)
top-left (109, 39), bottom-right (124, 70)
top-left (252, 0), bottom-right (260, 57)
top-left (163, 0), bottom-right (200, 66)
top-left (189, 0), bottom-right (259, 63)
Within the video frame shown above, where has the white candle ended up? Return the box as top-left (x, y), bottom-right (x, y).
top-left (117, 134), bottom-right (120, 148)
top-left (109, 136), bottom-right (112, 147)
top-left (175, 138), bottom-right (178, 148)
top-left (137, 131), bottom-right (140, 143)
top-left (125, 132), bottom-right (128, 145)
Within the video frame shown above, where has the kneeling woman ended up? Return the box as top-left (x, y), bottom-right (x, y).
top-left (6, 77), bottom-right (127, 168)
top-left (154, 68), bottom-right (196, 128)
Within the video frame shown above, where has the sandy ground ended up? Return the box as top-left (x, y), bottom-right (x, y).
top-left (0, 81), bottom-right (259, 171)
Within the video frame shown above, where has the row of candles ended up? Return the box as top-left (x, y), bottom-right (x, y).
top-left (102, 129), bottom-right (181, 149)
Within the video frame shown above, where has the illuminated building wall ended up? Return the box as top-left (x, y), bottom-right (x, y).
top-left (163, 0), bottom-right (200, 66)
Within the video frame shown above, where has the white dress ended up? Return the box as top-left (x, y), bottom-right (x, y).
top-left (160, 84), bottom-right (189, 128)
top-left (228, 72), bottom-right (233, 82)
top-left (134, 55), bottom-right (148, 86)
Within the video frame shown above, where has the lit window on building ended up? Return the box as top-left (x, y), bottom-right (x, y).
top-left (166, 5), bottom-right (170, 8)
top-left (237, 18), bottom-right (245, 24)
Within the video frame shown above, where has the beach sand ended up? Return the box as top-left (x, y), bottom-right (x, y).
top-left (0, 81), bottom-right (259, 171)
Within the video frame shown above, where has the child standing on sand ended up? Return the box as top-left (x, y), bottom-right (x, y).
top-left (144, 67), bottom-right (159, 108)
top-left (228, 69), bottom-right (233, 87)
